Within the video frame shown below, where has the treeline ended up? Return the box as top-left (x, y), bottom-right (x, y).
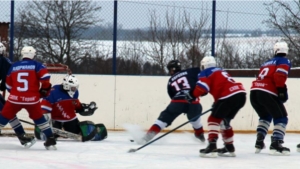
top-left (12, 1), bottom-right (300, 75)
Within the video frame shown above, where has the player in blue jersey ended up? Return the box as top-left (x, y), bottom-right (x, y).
top-left (0, 44), bottom-right (43, 148)
top-left (250, 42), bottom-right (291, 155)
top-left (0, 46), bottom-right (56, 150)
top-left (134, 60), bottom-right (205, 144)
top-left (35, 75), bottom-right (107, 142)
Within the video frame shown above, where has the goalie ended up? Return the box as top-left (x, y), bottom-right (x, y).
top-left (34, 75), bottom-right (107, 142)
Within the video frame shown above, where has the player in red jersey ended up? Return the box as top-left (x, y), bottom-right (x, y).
top-left (35, 75), bottom-right (106, 142)
top-left (250, 42), bottom-right (291, 155)
top-left (185, 56), bottom-right (246, 157)
top-left (0, 43), bottom-right (40, 145)
top-left (0, 46), bottom-right (56, 150)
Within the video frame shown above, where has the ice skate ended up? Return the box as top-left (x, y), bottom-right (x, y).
top-left (136, 132), bottom-right (156, 145)
top-left (199, 140), bottom-right (218, 158)
top-left (195, 133), bottom-right (205, 143)
top-left (44, 136), bottom-right (57, 150)
top-left (217, 144), bottom-right (236, 157)
top-left (255, 133), bottom-right (265, 153)
top-left (297, 144), bottom-right (300, 152)
top-left (269, 137), bottom-right (290, 156)
top-left (17, 134), bottom-right (36, 148)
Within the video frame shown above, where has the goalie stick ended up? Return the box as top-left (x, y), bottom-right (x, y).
top-left (19, 119), bottom-right (82, 141)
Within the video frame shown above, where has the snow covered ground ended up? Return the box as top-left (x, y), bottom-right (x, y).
top-left (0, 132), bottom-right (300, 169)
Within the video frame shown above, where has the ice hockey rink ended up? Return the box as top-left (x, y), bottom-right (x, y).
top-left (0, 131), bottom-right (300, 169)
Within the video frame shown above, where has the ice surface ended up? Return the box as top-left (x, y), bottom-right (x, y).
top-left (0, 132), bottom-right (300, 169)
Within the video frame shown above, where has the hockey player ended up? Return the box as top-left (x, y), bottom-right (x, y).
top-left (135, 60), bottom-right (205, 144)
top-left (35, 74), bottom-right (107, 142)
top-left (185, 56), bottom-right (246, 157)
top-left (0, 43), bottom-right (40, 148)
top-left (250, 41), bottom-right (291, 155)
top-left (0, 46), bottom-right (56, 150)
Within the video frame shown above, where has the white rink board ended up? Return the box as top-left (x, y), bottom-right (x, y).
top-left (8, 75), bottom-right (300, 132)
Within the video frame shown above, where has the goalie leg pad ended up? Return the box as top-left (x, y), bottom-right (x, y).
top-left (79, 121), bottom-right (97, 142)
top-left (34, 126), bottom-right (41, 140)
top-left (91, 123), bottom-right (107, 141)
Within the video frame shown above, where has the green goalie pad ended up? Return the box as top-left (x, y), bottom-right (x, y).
top-left (79, 121), bottom-right (107, 142)
top-left (93, 123), bottom-right (107, 141)
top-left (34, 126), bottom-right (42, 140)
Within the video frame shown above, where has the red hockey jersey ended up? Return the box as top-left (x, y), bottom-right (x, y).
top-left (6, 59), bottom-right (50, 104)
top-left (41, 84), bottom-right (82, 122)
top-left (193, 67), bottom-right (245, 101)
top-left (251, 57), bottom-right (291, 95)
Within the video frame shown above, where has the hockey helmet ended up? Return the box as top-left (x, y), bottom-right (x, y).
top-left (167, 60), bottom-right (181, 74)
top-left (21, 46), bottom-right (36, 59)
top-left (274, 41), bottom-right (289, 55)
top-left (200, 56), bottom-right (216, 70)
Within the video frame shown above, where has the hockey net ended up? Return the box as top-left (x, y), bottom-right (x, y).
top-left (1, 63), bottom-right (71, 135)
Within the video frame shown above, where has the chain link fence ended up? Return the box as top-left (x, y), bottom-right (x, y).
top-left (0, 0), bottom-right (298, 74)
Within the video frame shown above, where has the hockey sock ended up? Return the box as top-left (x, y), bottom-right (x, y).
top-left (34, 116), bottom-right (53, 138)
top-left (0, 114), bottom-right (10, 129)
top-left (147, 124), bottom-right (161, 135)
top-left (221, 127), bottom-right (234, 144)
top-left (207, 115), bottom-right (222, 142)
top-left (189, 115), bottom-right (203, 130)
top-left (149, 119), bottom-right (167, 134)
top-left (9, 116), bottom-right (25, 135)
top-left (272, 117), bottom-right (288, 140)
top-left (257, 116), bottom-right (272, 137)
top-left (194, 126), bottom-right (204, 136)
top-left (220, 118), bottom-right (234, 144)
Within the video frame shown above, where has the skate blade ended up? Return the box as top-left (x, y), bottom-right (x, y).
top-left (269, 150), bottom-right (290, 156)
top-left (135, 139), bottom-right (147, 145)
top-left (45, 145), bottom-right (57, 150)
top-left (255, 145), bottom-right (265, 154)
top-left (24, 139), bottom-right (37, 148)
top-left (199, 152), bottom-right (217, 158)
top-left (218, 152), bottom-right (236, 157)
top-left (297, 148), bottom-right (300, 153)
top-left (255, 148), bottom-right (262, 154)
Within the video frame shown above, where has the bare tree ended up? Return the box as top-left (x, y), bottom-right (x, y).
top-left (135, 7), bottom-right (210, 73)
top-left (264, 0), bottom-right (300, 66)
top-left (15, 0), bottom-right (102, 67)
top-left (181, 6), bottom-right (210, 68)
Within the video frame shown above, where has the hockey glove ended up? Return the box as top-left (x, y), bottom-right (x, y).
top-left (78, 102), bottom-right (98, 116)
top-left (182, 90), bottom-right (196, 104)
top-left (277, 85), bottom-right (288, 103)
top-left (40, 83), bottom-right (52, 98)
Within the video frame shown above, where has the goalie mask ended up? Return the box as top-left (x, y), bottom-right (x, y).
top-left (62, 75), bottom-right (79, 98)
top-left (200, 56), bottom-right (216, 70)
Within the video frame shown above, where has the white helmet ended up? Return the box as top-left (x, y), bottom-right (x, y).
top-left (0, 42), bottom-right (6, 55)
top-left (274, 42), bottom-right (289, 55)
top-left (200, 56), bottom-right (216, 70)
top-left (21, 46), bottom-right (36, 59)
top-left (62, 75), bottom-right (79, 98)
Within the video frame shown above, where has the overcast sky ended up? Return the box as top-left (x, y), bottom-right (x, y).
top-left (0, 0), bottom-right (295, 30)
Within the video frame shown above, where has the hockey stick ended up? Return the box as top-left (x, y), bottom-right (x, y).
top-left (128, 108), bottom-right (212, 153)
top-left (19, 119), bottom-right (82, 141)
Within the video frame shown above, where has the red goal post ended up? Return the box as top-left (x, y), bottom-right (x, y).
top-left (1, 63), bottom-right (71, 135)
top-left (43, 63), bottom-right (72, 88)
top-left (43, 63), bottom-right (72, 75)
